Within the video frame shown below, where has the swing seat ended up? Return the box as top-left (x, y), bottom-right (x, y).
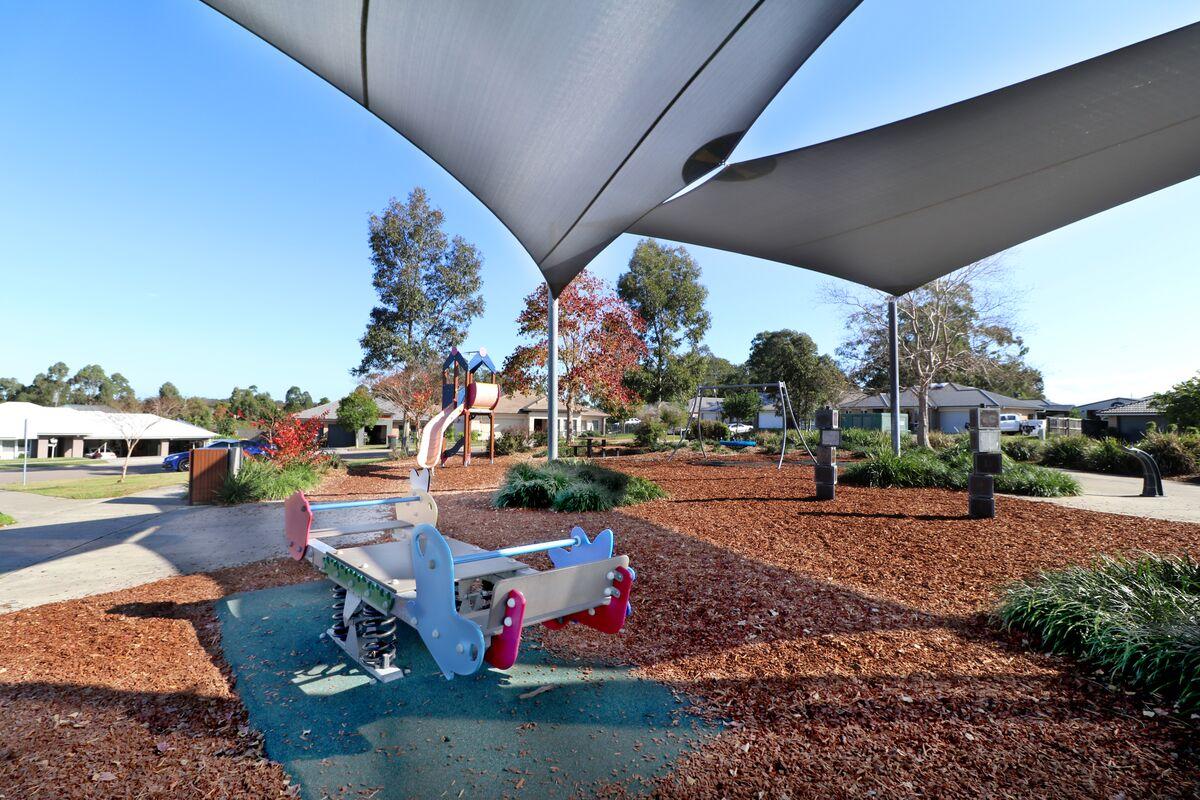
top-left (718, 439), bottom-right (756, 450)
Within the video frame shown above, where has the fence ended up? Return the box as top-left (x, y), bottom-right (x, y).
top-left (189, 448), bottom-right (231, 504)
top-left (1046, 417), bottom-right (1083, 437)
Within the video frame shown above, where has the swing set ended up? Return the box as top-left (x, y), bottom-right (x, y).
top-left (669, 381), bottom-right (817, 469)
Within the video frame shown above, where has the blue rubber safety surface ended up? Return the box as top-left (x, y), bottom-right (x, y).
top-left (217, 581), bottom-right (708, 799)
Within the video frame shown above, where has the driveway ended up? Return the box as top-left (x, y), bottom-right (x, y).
top-left (1014, 469), bottom-right (1200, 524)
top-left (0, 485), bottom-right (393, 612)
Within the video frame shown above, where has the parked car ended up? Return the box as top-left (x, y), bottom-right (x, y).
top-left (162, 439), bottom-right (272, 472)
top-left (1019, 418), bottom-right (1046, 437)
top-left (998, 414), bottom-right (1023, 433)
top-left (727, 423), bottom-right (754, 435)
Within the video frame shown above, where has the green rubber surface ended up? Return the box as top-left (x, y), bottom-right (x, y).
top-left (217, 581), bottom-right (708, 799)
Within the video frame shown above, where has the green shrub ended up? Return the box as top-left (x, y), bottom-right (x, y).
top-left (1135, 430), bottom-right (1200, 476)
top-left (696, 419), bottom-right (730, 441)
top-left (993, 461), bottom-right (1081, 497)
top-left (552, 482), bottom-right (617, 512)
top-left (217, 458), bottom-right (323, 504)
top-left (1001, 436), bottom-right (1045, 463)
top-left (494, 432), bottom-right (533, 456)
top-left (998, 553), bottom-right (1200, 712)
top-left (622, 475), bottom-right (668, 504)
top-left (840, 447), bottom-right (1079, 497)
top-left (1088, 437), bottom-right (1137, 474)
top-left (1040, 435), bottom-right (1095, 470)
top-left (634, 420), bottom-right (665, 448)
top-left (493, 460), bottom-right (666, 511)
top-left (926, 431), bottom-right (965, 451)
top-left (754, 429), bottom-right (817, 455)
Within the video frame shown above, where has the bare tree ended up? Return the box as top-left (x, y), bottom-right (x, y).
top-left (827, 257), bottom-right (1028, 448)
top-left (109, 414), bottom-right (160, 481)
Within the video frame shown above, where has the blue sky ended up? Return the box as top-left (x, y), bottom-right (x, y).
top-left (2, 1), bottom-right (1198, 405)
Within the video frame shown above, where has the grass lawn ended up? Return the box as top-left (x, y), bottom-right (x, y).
top-left (0, 511), bottom-right (15, 526)
top-left (0, 471), bottom-right (187, 499)
top-left (0, 457), bottom-right (98, 470)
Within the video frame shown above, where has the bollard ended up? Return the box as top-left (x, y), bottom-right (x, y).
top-left (969, 406), bottom-right (1001, 518)
top-left (815, 406), bottom-right (839, 501)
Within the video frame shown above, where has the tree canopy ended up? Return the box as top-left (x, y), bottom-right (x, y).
top-left (336, 388), bottom-right (380, 435)
top-left (503, 271), bottom-right (646, 441)
top-left (617, 239), bottom-right (710, 403)
top-left (744, 330), bottom-right (846, 417)
top-left (356, 188), bottom-right (486, 375)
top-left (829, 257), bottom-right (1037, 446)
top-left (1154, 373), bottom-right (1200, 429)
top-left (284, 386), bottom-right (314, 412)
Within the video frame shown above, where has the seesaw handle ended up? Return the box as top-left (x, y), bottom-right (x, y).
top-left (309, 495), bottom-right (420, 511)
top-left (452, 536), bottom-right (580, 566)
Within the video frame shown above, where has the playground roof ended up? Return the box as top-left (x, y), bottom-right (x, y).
top-left (200, 4), bottom-right (1200, 295)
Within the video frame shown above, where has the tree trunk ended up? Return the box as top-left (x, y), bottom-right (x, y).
top-left (917, 388), bottom-right (931, 449)
top-left (120, 441), bottom-right (133, 482)
top-left (402, 417), bottom-right (412, 455)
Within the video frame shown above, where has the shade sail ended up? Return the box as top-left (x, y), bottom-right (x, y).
top-left (633, 22), bottom-right (1200, 295)
top-left (201, 0), bottom-right (859, 294)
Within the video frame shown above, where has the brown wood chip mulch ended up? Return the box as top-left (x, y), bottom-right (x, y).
top-left (2, 452), bottom-right (1198, 798)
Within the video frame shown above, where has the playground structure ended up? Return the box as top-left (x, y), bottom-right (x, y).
top-left (284, 471), bottom-right (634, 681)
top-left (416, 347), bottom-right (500, 469)
top-left (671, 382), bottom-right (817, 469)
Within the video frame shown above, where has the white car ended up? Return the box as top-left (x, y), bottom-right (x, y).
top-left (727, 423), bottom-right (753, 435)
top-left (998, 414), bottom-right (1023, 433)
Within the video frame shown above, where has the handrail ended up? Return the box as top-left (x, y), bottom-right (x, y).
top-left (309, 495), bottom-right (420, 511)
top-left (452, 535), bottom-right (581, 566)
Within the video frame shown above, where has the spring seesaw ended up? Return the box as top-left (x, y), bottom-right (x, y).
top-left (284, 469), bottom-right (634, 681)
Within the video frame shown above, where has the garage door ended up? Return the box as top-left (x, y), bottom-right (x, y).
top-left (940, 410), bottom-right (971, 433)
top-left (325, 424), bottom-right (358, 448)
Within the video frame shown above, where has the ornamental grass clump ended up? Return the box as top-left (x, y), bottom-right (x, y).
top-left (493, 460), bottom-right (667, 511)
top-left (840, 445), bottom-right (1080, 497)
top-left (997, 553), bottom-right (1200, 713)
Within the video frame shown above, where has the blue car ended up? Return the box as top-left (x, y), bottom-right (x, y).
top-left (162, 439), bottom-right (273, 471)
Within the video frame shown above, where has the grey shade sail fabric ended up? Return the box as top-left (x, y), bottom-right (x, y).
top-left (200, 0), bottom-right (859, 295)
top-left (633, 22), bottom-right (1200, 296)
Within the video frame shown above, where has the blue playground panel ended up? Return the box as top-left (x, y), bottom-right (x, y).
top-left (217, 581), bottom-right (708, 799)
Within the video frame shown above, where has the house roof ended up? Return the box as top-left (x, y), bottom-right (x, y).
top-left (1097, 397), bottom-right (1159, 417)
top-left (0, 402), bottom-right (216, 441)
top-left (1075, 397), bottom-right (1139, 413)
top-left (839, 383), bottom-right (1047, 411)
top-left (296, 399), bottom-right (402, 421)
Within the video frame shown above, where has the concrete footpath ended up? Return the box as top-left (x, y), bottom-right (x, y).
top-left (0, 486), bottom-right (390, 612)
top-left (1015, 469), bottom-right (1200, 524)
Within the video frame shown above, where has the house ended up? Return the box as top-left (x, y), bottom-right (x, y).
top-left (493, 393), bottom-right (608, 437)
top-left (1096, 397), bottom-right (1168, 442)
top-left (297, 392), bottom-right (609, 446)
top-left (296, 399), bottom-right (402, 447)
top-left (0, 401), bottom-right (215, 459)
top-left (838, 383), bottom-right (1055, 434)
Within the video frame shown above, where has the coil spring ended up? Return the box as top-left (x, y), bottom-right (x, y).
top-left (355, 606), bottom-right (398, 667)
top-left (330, 585), bottom-right (349, 641)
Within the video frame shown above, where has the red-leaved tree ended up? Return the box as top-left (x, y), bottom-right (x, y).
top-left (503, 271), bottom-right (646, 442)
top-left (370, 364), bottom-right (442, 454)
top-left (259, 413), bottom-right (327, 467)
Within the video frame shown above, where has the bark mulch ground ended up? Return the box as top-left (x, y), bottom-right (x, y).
top-left (2, 451), bottom-right (1198, 798)
top-left (0, 560), bottom-right (316, 798)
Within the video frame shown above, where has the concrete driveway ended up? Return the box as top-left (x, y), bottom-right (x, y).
top-left (0, 484), bottom-right (392, 612)
top-left (1014, 469), bottom-right (1200, 524)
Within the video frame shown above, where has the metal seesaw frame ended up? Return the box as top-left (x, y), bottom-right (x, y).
top-left (669, 381), bottom-right (817, 469)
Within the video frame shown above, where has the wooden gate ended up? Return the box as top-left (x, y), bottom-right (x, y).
top-left (189, 448), bottom-right (229, 505)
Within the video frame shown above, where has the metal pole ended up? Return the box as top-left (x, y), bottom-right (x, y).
top-left (547, 289), bottom-right (559, 461)
top-left (22, 418), bottom-right (29, 486)
top-left (888, 297), bottom-right (901, 456)
top-left (453, 534), bottom-right (581, 566)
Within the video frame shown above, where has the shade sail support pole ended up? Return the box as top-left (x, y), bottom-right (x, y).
top-left (888, 296), bottom-right (901, 456)
top-left (547, 290), bottom-right (559, 461)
